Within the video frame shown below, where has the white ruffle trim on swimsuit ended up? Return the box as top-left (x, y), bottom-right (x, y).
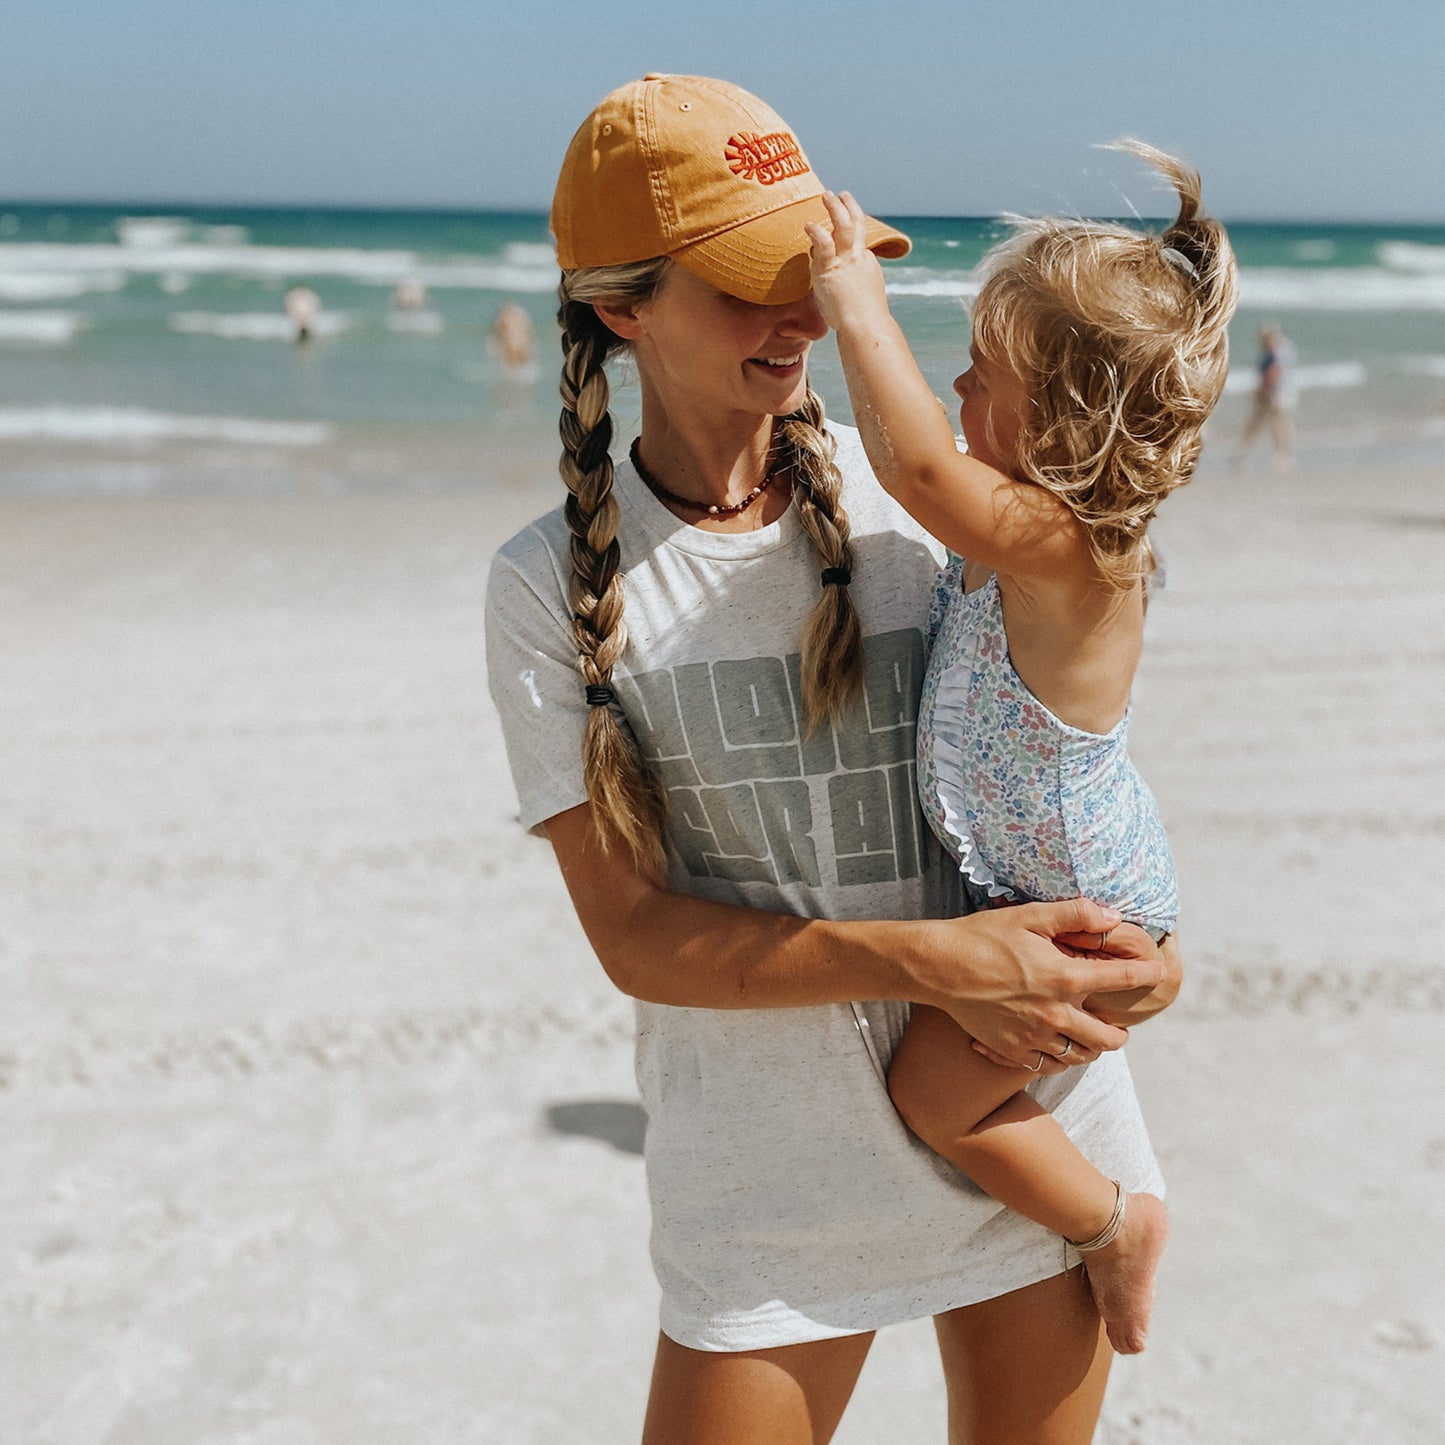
top-left (926, 657), bottom-right (1017, 903)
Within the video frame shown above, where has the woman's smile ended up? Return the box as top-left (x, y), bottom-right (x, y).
top-left (746, 350), bottom-right (807, 382)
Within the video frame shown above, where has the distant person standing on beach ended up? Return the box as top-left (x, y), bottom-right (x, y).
top-left (486, 74), bottom-right (1175, 1444)
top-left (1234, 324), bottom-right (1297, 471)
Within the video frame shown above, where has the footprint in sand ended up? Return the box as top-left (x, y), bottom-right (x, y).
top-left (1371, 1320), bottom-right (1438, 1352)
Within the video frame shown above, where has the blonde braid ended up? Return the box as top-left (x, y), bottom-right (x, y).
top-left (782, 385), bottom-right (865, 731)
top-left (557, 274), bottom-right (669, 875)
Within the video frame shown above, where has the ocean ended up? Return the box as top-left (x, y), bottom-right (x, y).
top-left (1, 202), bottom-right (1443, 496)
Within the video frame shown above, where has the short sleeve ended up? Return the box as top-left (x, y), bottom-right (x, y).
top-left (484, 541), bottom-right (591, 834)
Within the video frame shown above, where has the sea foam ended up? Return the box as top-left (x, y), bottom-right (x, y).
top-left (1377, 241), bottom-right (1445, 274)
top-left (1224, 362), bottom-right (1368, 396)
top-left (0, 241), bottom-right (421, 285)
top-left (0, 407), bottom-right (330, 446)
top-left (0, 271), bottom-right (124, 302)
top-left (889, 263), bottom-right (1445, 313)
top-left (885, 270), bottom-right (980, 300)
top-left (0, 311), bottom-right (87, 343)
top-left (0, 240), bottom-right (559, 294)
top-left (1240, 266), bottom-right (1445, 312)
top-left (169, 311), bottom-right (351, 341)
top-left (385, 310), bottom-right (446, 335)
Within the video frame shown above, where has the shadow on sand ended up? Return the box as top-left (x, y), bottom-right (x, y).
top-left (545, 1099), bottom-right (647, 1156)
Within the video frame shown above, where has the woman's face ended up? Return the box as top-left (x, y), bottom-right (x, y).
top-left (625, 265), bottom-right (828, 424)
top-left (953, 344), bottom-right (1030, 476)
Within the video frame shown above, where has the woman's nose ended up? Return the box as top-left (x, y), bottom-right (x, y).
top-left (778, 293), bottom-right (828, 340)
top-left (953, 371), bottom-right (971, 399)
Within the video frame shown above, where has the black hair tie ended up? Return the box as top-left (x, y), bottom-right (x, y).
top-left (585, 684), bottom-right (615, 707)
top-left (821, 566), bottom-right (852, 587)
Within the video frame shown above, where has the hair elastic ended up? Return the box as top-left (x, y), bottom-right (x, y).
top-left (585, 684), bottom-right (616, 707)
top-left (1160, 245), bottom-right (1201, 283)
top-left (821, 566), bottom-right (852, 587)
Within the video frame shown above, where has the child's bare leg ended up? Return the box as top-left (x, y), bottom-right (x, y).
top-left (888, 1005), bottom-right (1168, 1354)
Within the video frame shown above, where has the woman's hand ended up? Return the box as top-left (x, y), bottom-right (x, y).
top-left (806, 190), bottom-right (894, 335)
top-left (964, 923), bottom-right (1182, 1071)
top-left (914, 900), bottom-right (1166, 1071)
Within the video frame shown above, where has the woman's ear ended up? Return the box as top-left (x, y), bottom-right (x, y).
top-left (592, 297), bottom-right (647, 341)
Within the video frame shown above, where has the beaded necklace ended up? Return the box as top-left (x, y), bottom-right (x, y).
top-left (630, 438), bottom-right (785, 518)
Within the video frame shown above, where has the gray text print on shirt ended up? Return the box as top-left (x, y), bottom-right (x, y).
top-left (631, 628), bottom-right (936, 887)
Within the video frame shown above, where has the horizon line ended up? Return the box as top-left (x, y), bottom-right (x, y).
top-left (2, 197), bottom-right (1443, 229)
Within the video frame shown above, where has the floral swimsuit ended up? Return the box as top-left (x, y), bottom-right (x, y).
top-left (916, 556), bottom-right (1177, 939)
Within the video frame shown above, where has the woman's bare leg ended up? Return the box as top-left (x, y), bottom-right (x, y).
top-left (890, 1006), bottom-right (1168, 1353)
top-left (641, 1329), bottom-right (874, 1445)
top-left (934, 1269), bottom-right (1112, 1445)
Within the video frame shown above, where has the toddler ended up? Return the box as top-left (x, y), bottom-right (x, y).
top-left (807, 143), bottom-right (1238, 1352)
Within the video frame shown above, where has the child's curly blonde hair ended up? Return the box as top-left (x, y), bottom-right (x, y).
top-left (970, 141), bottom-right (1239, 586)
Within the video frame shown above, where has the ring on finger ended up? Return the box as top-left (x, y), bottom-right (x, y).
top-left (1096, 929), bottom-right (1112, 950)
top-left (1028, 1052), bottom-right (1046, 1073)
top-left (1057, 1038), bottom-right (1075, 1059)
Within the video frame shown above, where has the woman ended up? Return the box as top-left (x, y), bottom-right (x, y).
top-left (486, 74), bottom-right (1179, 1444)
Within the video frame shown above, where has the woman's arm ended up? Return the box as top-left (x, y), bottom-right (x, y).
top-left (806, 192), bottom-right (1088, 583)
top-left (544, 802), bottom-right (1166, 1068)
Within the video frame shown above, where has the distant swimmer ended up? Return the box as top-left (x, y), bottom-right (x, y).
top-left (489, 301), bottom-right (535, 371)
top-left (283, 285), bottom-right (321, 343)
top-left (392, 278), bottom-right (427, 312)
top-left (1233, 324), bottom-right (1297, 473)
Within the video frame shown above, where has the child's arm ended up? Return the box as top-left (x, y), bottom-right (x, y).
top-left (1083, 931), bottom-right (1183, 1027)
top-left (807, 191), bottom-right (1089, 582)
top-left (1049, 922), bottom-right (1183, 1029)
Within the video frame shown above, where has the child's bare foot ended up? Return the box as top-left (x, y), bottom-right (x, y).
top-left (1081, 1191), bottom-right (1169, 1354)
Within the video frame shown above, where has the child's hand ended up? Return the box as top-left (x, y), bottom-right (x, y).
top-left (806, 190), bottom-right (894, 335)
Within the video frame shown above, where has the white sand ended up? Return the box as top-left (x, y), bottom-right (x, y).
top-left (3, 460), bottom-right (1443, 1443)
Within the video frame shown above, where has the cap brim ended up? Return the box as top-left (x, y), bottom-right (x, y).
top-left (671, 194), bottom-right (911, 305)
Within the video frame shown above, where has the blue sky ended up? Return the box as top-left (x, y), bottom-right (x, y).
top-left (3, 0), bottom-right (1443, 220)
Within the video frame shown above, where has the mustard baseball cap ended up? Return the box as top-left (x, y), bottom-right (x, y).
top-left (551, 74), bottom-right (910, 305)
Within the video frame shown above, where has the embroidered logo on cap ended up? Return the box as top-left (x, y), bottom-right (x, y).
top-left (725, 131), bottom-right (810, 186)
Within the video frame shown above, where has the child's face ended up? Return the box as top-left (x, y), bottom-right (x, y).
top-left (953, 345), bottom-right (1029, 476)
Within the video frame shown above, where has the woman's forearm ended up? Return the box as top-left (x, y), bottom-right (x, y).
top-left (545, 803), bottom-right (1163, 1065)
top-left (550, 800), bottom-right (915, 1007)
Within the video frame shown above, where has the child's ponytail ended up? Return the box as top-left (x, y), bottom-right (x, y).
top-left (1113, 140), bottom-right (1240, 355)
